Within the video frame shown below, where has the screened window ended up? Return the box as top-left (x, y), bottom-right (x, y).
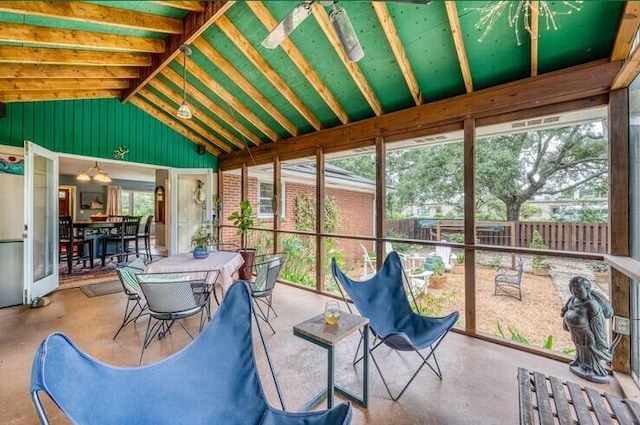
top-left (257, 181), bottom-right (284, 217)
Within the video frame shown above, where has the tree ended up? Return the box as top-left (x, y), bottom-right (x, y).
top-left (328, 124), bottom-right (607, 222)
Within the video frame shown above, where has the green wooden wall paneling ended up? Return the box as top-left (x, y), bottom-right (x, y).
top-left (0, 98), bottom-right (217, 171)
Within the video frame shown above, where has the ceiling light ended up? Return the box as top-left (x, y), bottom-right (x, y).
top-left (472, 1), bottom-right (582, 45)
top-left (177, 45), bottom-right (193, 119)
top-left (76, 161), bottom-right (112, 184)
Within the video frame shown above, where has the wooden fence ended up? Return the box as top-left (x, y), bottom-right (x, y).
top-left (387, 219), bottom-right (609, 254)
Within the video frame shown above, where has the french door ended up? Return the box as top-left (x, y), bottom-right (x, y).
top-left (23, 141), bottom-right (58, 303)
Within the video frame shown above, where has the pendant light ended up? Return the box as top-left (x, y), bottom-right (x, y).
top-left (177, 44), bottom-right (193, 119)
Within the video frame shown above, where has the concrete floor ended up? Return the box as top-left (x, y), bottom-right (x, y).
top-left (0, 281), bottom-right (627, 425)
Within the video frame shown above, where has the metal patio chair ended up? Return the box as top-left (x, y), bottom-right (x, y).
top-left (112, 257), bottom-right (148, 340)
top-left (494, 257), bottom-right (524, 301)
top-left (246, 252), bottom-right (286, 334)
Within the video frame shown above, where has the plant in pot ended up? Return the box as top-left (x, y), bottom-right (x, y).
top-left (190, 227), bottom-right (216, 259)
top-left (589, 260), bottom-right (609, 284)
top-left (429, 261), bottom-right (447, 290)
top-left (530, 230), bottom-right (551, 276)
top-left (228, 200), bottom-right (256, 280)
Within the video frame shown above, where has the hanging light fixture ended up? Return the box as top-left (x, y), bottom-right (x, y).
top-left (76, 161), bottom-right (112, 184)
top-left (177, 44), bottom-right (193, 119)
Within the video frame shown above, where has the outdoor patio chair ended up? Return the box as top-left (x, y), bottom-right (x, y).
top-left (246, 252), bottom-right (286, 334)
top-left (494, 257), bottom-right (524, 301)
top-left (360, 244), bottom-right (376, 277)
top-left (136, 269), bottom-right (219, 365)
top-left (332, 251), bottom-right (459, 401)
top-left (30, 282), bottom-right (352, 425)
top-left (112, 258), bottom-right (148, 340)
top-left (435, 244), bottom-right (453, 272)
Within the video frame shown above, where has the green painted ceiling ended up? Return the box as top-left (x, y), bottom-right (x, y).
top-left (0, 1), bottom-right (627, 155)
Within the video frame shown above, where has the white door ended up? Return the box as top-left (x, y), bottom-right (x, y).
top-left (23, 141), bottom-right (58, 303)
top-left (168, 168), bottom-right (214, 254)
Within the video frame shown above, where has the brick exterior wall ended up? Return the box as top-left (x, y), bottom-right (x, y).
top-left (221, 174), bottom-right (374, 265)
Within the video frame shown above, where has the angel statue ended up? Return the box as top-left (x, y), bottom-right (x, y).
top-left (561, 276), bottom-right (614, 383)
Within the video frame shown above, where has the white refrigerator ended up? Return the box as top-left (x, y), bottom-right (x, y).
top-left (0, 151), bottom-right (25, 308)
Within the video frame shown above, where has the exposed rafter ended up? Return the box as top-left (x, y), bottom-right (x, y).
top-left (612, 45), bottom-right (640, 89)
top-left (371, 2), bottom-right (422, 106)
top-left (158, 66), bottom-right (263, 146)
top-left (192, 38), bottom-right (294, 138)
top-left (0, 2), bottom-right (183, 34)
top-left (122, 1), bottom-right (233, 102)
top-left (530, 3), bottom-right (539, 77)
top-left (219, 60), bottom-right (621, 170)
top-left (151, 1), bottom-right (204, 12)
top-left (0, 46), bottom-right (151, 67)
top-left (0, 78), bottom-right (129, 91)
top-left (247, 1), bottom-right (349, 125)
top-left (216, 15), bottom-right (322, 131)
top-left (131, 96), bottom-right (220, 156)
top-left (0, 64), bottom-right (139, 79)
top-left (445, 1), bottom-right (473, 93)
top-left (148, 78), bottom-right (245, 150)
top-left (139, 87), bottom-right (232, 153)
top-left (311, 2), bottom-right (382, 116)
top-left (611, 1), bottom-right (640, 61)
top-left (0, 22), bottom-right (165, 53)
top-left (1, 89), bottom-right (121, 103)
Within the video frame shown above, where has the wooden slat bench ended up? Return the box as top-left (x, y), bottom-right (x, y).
top-left (518, 367), bottom-right (640, 424)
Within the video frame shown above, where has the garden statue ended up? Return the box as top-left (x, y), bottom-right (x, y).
top-left (561, 276), bottom-right (614, 383)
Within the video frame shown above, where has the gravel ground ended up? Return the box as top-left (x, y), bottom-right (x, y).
top-left (416, 254), bottom-right (609, 355)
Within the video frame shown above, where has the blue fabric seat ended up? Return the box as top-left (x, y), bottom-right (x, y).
top-left (30, 281), bottom-right (352, 425)
top-left (332, 251), bottom-right (459, 401)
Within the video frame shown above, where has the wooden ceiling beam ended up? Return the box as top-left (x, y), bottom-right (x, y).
top-left (0, 78), bottom-right (129, 91)
top-left (530, 3), bottom-right (539, 77)
top-left (311, 3), bottom-right (382, 116)
top-left (123, 1), bottom-right (233, 102)
top-left (139, 87), bottom-right (232, 153)
top-left (148, 78), bottom-right (245, 150)
top-left (0, 64), bottom-right (139, 79)
top-left (612, 45), bottom-right (640, 89)
top-left (1, 89), bottom-right (121, 103)
top-left (216, 15), bottom-right (322, 131)
top-left (130, 96), bottom-right (220, 156)
top-left (445, 1), bottom-right (473, 93)
top-left (219, 60), bottom-right (621, 170)
top-left (371, 2), bottom-right (422, 106)
top-left (0, 46), bottom-right (151, 67)
top-left (158, 67), bottom-right (263, 146)
top-left (192, 38), bottom-right (292, 138)
top-left (611, 1), bottom-right (640, 61)
top-left (151, 1), bottom-right (204, 12)
top-left (0, 2), bottom-right (183, 34)
top-left (0, 22), bottom-right (164, 53)
top-left (248, 1), bottom-right (349, 124)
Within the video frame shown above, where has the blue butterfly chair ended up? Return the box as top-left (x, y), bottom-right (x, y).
top-left (30, 281), bottom-right (352, 425)
top-left (332, 251), bottom-right (459, 401)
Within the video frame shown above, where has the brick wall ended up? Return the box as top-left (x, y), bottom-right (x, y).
top-left (221, 174), bottom-right (374, 264)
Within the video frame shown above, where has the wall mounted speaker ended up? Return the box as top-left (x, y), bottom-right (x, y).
top-left (197, 144), bottom-right (205, 155)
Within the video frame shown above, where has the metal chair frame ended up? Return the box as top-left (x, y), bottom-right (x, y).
top-left (112, 258), bottom-right (148, 340)
top-left (494, 257), bottom-right (524, 301)
top-left (247, 253), bottom-right (285, 334)
top-left (332, 251), bottom-right (459, 401)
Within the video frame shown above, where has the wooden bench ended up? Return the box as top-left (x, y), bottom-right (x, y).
top-left (518, 367), bottom-right (640, 424)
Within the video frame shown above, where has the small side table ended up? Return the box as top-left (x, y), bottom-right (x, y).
top-left (293, 311), bottom-right (369, 410)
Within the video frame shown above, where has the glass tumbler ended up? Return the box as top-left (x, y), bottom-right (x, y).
top-left (324, 301), bottom-right (340, 325)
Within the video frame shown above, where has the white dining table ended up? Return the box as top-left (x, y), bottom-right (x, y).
top-left (144, 251), bottom-right (244, 293)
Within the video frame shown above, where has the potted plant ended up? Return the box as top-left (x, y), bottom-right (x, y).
top-left (190, 227), bottom-right (216, 259)
top-left (228, 200), bottom-right (256, 280)
top-left (452, 252), bottom-right (464, 275)
top-left (589, 260), bottom-right (609, 284)
top-left (429, 261), bottom-right (447, 290)
top-left (530, 230), bottom-right (551, 276)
